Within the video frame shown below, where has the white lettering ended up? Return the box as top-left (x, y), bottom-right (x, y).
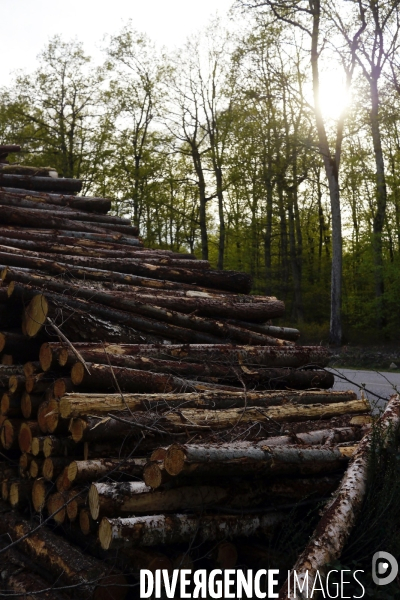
top-left (163, 570), bottom-right (179, 598)
top-left (325, 570), bottom-right (339, 598)
top-left (254, 569), bottom-right (266, 599)
top-left (294, 571), bottom-right (309, 595)
top-left (180, 570), bottom-right (192, 598)
top-left (353, 570), bottom-right (365, 599)
top-left (237, 570), bottom-right (253, 599)
top-left (208, 569), bottom-right (222, 598)
top-left (268, 570), bottom-right (279, 598)
top-left (193, 570), bottom-right (208, 599)
top-left (311, 571), bottom-right (326, 598)
top-left (140, 570), bottom-right (153, 599)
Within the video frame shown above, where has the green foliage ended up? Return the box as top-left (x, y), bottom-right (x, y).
top-left (0, 12), bottom-right (400, 335)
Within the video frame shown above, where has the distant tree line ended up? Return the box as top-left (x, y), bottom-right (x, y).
top-left (2, 1), bottom-right (400, 342)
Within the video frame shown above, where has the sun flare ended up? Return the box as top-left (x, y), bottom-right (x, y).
top-left (318, 70), bottom-right (351, 120)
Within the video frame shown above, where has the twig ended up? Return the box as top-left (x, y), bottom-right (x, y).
top-left (46, 317), bottom-right (91, 375)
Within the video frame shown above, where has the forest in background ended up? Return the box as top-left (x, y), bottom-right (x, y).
top-left (1, 0), bottom-right (400, 344)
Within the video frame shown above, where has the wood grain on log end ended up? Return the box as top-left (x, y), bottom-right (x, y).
top-left (24, 293), bottom-right (48, 337)
top-left (47, 491), bottom-right (67, 523)
top-left (164, 444), bottom-right (186, 476)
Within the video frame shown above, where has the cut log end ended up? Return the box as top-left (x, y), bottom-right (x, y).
top-left (24, 294), bottom-right (48, 338)
top-left (143, 462), bottom-right (164, 489)
top-left (88, 483), bottom-right (100, 520)
top-left (164, 444), bottom-right (186, 476)
top-left (0, 332), bottom-right (5, 352)
top-left (18, 422), bottom-right (33, 453)
top-left (99, 517), bottom-right (113, 550)
top-left (47, 492), bottom-right (66, 524)
top-left (32, 478), bottom-right (47, 512)
top-left (79, 508), bottom-right (93, 535)
top-left (39, 343), bottom-right (53, 372)
top-left (31, 436), bottom-right (42, 456)
top-left (71, 362), bottom-right (85, 385)
top-left (1, 419), bottom-right (15, 449)
top-left (9, 482), bottom-right (19, 508)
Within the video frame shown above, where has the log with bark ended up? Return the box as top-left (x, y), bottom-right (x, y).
top-left (43, 341), bottom-right (330, 368)
top-left (0, 499), bottom-right (128, 599)
top-left (89, 475), bottom-right (342, 521)
top-left (0, 173), bottom-right (83, 193)
top-left (58, 389), bottom-right (356, 420)
top-left (0, 186), bottom-right (112, 213)
top-left (98, 511), bottom-right (286, 550)
top-left (278, 394), bottom-right (400, 600)
top-left (65, 457), bottom-right (147, 487)
top-left (2, 568), bottom-right (71, 600)
top-left (163, 443), bottom-right (353, 479)
top-left (0, 193), bottom-right (131, 227)
top-left (0, 205), bottom-right (138, 236)
top-left (0, 224), bottom-right (142, 248)
top-left (61, 398), bottom-right (369, 434)
top-left (17, 288), bottom-right (224, 344)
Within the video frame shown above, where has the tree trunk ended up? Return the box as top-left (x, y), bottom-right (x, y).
top-left (310, 1), bottom-right (342, 345)
top-left (370, 75), bottom-right (387, 329)
top-left (99, 511), bottom-right (285, 550)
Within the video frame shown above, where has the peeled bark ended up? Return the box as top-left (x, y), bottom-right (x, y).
top-left (59, 390), bottom-right (355, 420)
top-left (279, 394), bottom-right (400, 600)
top-left (99, 511), bottom-right (285, 550)
top-left (0, 501), bottom-right (128, 599)
top-left (62, 399), bottom-right (369, 433)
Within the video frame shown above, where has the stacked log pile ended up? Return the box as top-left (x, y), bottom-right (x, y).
top-left (0, 145), bottom-right (379, 598)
